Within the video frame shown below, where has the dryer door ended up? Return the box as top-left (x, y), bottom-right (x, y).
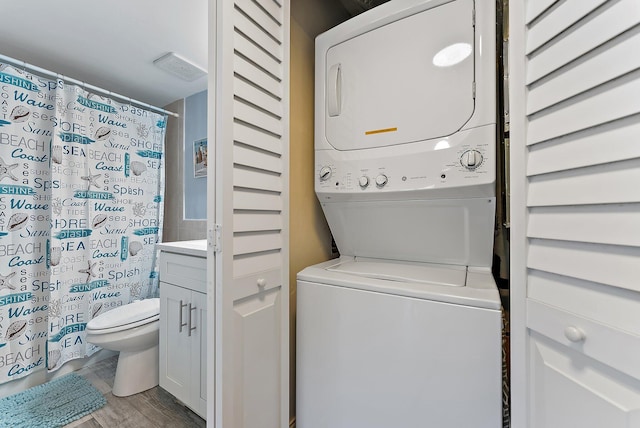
top-left (324, 0), bottom-right (475, 151)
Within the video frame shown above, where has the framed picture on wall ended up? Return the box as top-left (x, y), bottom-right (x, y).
top-left (194, 138), bottom-right (207, 178)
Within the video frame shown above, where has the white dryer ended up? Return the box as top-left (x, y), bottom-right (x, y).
top-left (297, 0), bottom-right (501, 427)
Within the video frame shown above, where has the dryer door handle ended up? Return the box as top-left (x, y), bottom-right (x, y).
top-left (328, 63), bottom-right (342, 117)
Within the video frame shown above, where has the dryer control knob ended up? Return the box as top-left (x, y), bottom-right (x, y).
top-left (359, 176), bottom-right (370, 188)
top-left (460, 150), bottom-right (483, 170)
top-left (319, 166), bottom-right (332, 181)
top-left (375, 174), bottom-right (388, 188)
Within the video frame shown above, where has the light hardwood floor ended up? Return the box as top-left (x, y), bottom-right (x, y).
top-left (65, 356), bottom-right (205, 428)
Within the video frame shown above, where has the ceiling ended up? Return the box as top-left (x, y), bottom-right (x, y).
top-left (0, 0), bottom-right (208, 109)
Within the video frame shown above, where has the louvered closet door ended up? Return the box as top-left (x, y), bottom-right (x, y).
top-left (214, 0), bottom-right (289, 427)
top-left (509, 1), bottom-right (640, 427)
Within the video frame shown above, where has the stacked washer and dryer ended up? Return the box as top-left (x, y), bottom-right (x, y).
top-left (296, 0), bottom-right (501, 427)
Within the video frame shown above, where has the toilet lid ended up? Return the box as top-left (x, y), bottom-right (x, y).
top-left (87, 298), bottom-right (160, 330)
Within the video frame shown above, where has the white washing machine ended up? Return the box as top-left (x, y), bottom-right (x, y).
top-left (297, 258), bottom-right (502, 427)
top-left (297, 0), bottom-right (501, 427)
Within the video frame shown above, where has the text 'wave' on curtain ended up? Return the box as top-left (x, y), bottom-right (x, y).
top-left (0, 63), bottom-right (166, 383)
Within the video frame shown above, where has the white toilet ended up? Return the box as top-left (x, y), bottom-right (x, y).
top-left (86, 298), bottom-right (160, 397)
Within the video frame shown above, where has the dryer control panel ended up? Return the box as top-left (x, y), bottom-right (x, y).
top-left (315, 124), bottom-right (495, 200)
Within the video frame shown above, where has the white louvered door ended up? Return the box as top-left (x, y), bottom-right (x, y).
top-left (211, 0), bottom-right (289, 427)
top-left (510, 1), bottom-right (640, 427)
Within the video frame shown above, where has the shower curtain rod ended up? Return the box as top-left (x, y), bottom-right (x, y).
top-left (0, 53), bottom-right (180, 118)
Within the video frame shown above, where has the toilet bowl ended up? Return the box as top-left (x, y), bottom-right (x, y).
top-left (86, 298), bottom-right (160, 397)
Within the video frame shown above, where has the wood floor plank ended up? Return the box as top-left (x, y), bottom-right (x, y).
top-left (63, 354), bottom-right (205, 428)
top-left (128, 387), bottom-right (206, 427)
top-left (88, 357), bottom-right (118, 388)
top-left (90, 392), bottom-right (156, 428)
top-left (71, 417), bottom-right (104, 428)
top-left (64, 415), bottom-right (96, 428)
top-left (79, 368), bottom-right (113, 395)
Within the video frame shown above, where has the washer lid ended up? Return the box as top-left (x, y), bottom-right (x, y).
top-left (298, 257), bottom-right (501, 310)
top-left (327, 260), bottom-right (466, 287)
top-left (87, 298), bottom-right (160, 330)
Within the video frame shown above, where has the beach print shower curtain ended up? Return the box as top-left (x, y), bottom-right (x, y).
top-left (0, 63), bottom-right (165, 383)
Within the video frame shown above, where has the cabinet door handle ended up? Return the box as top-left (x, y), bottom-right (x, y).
top-left (188, 303), bottom-right (197, 337)
top-left (564, 326), bottom-right (585, 343)
top-left (179, 300), bottom-right (188, 333)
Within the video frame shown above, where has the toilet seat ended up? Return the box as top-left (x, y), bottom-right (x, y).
top-left (87, 298), bottom-right (160, 334)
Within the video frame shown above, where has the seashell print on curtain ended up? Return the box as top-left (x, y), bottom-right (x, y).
top-left (0, 63), bottom-right (165, 383)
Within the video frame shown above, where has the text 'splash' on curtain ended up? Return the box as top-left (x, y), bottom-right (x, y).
top-left (0, 63), bottom-right (166, 384)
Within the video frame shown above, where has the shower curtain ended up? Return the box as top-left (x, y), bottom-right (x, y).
top-left (0, 64), bottom-right (165, 384)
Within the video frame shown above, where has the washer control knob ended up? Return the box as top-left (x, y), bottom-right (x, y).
top-left (358, 176), bottom-right (370, 188)
top-left (460, 150), bottom-right (483, 169)
top-left (319, 166), bottom-right (332, 181)
top-left (375, 174), bottom-right (388, 188)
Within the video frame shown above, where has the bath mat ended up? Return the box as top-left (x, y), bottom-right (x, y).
top-left (0, 373), bottom-right (106, 428)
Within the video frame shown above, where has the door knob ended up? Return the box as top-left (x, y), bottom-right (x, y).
top-left (564, 326), bottom-right (585, 343)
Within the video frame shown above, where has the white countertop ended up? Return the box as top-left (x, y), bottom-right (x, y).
top-left (157, 240), bottom-right (207, 258)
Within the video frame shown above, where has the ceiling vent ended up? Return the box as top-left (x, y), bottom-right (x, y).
top-left (153, 52), bottom-right (207, 82)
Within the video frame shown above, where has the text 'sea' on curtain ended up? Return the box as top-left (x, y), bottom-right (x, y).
top-left (0, 63), bottom-right (166, 383)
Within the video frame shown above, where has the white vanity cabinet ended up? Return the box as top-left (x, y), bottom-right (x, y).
top-left (158, 241), bottom-right (207, 419)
